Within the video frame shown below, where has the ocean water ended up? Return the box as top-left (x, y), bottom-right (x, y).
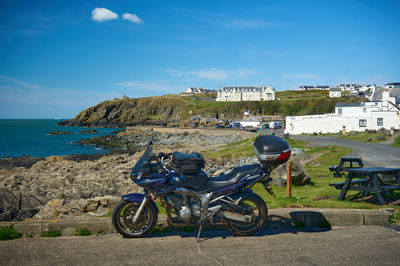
top-left (0, 119), bottom-right (120, 158)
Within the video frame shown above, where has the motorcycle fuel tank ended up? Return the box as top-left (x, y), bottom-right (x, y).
top-left (253, 135), bottom-right (291, 169)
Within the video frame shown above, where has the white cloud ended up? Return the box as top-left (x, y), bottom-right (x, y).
top-left (0, 75), bottom-right (40, 89)
top-left (91, 8), bottom-right (118, 22)
top-left (282, 73), bottom-right (321, 80)
top-left (122, 13), bottom-right (144, 24)
top-left (166, 68), bottom-right (258, 81)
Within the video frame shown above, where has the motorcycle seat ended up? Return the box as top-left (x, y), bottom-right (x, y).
top-left (172, 152), bottom-right (201, 160)
top-left (206, 164), bottom-right (261, 191)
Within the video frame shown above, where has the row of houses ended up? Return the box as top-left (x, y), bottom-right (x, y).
top-left (285, 91), bottom-right (400, 134)
top-left (215, 86), bottom-right (276, 102)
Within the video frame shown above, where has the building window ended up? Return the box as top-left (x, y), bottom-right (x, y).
top-left (377, 118), bottom-right (383, 126)
top-left (338, 108), bottom-right (342, 115)
top-left (359, 119), bottom-right (367, 127)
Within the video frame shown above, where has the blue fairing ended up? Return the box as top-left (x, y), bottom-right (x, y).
top-left (121, 193), bottom-right (159, 213)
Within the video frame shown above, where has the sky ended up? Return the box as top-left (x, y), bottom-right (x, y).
top-left (0, 0), bottom-right (399, 119)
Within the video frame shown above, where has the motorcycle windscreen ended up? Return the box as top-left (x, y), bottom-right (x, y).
top-left (131, 145), bottom-right (153, 175)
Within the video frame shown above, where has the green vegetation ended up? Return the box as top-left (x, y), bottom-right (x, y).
top-left (62, 90), bottom-right (363, 127)
top-left (389, 212), bottom-right (400, 224)
top-left (25, 233), bottom-right (33, 238)
top-left (202, 137), bottom-right (400, 214)
top-left (74, 227), bottom-right (91, 236)
top-left (392, 135), bottom-right (400, 147)
top-left (203, 137), bottom-right (256, 159)
top-left (96, 230), bottom-right (105, 236)
top-left (0, 225), bottom-right (22, 241)
top-left (40, 229), bottom-right (61, 237)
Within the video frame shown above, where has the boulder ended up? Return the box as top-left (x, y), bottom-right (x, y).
top-left (376, 135), bottom-right (385, 141)
top-left (34, 196), bottom-right (120, 219)
top-left (271, 159), bottom-right (311, 186)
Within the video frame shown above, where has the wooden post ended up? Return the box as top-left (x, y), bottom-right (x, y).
top-left (286, 161), bottom-right (292, 197)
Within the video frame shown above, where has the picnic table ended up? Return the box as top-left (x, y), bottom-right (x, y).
top-left (329, 156), bottom-right (364, 177)
top-left (330, 167), bottom-right (400, 205)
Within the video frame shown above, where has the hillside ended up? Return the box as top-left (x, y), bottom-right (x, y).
top-left (58, 90), bottom-right (363, 128)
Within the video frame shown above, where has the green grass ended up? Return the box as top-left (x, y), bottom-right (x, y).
top-left (74, 227), bottom-right (91, 236)
top-left (203, 137), bottom-right (256, 159)
top-left (0, 225), bottom-right (22, 241)
top-left (40, 229), bottom-right (61, 237)
top-left (202, 136), bottom-right (400, 213)
top-left (392, 135), bottom-right (400, 147)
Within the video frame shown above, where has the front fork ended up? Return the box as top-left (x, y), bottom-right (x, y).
top-left (132, 196), bottom-right (149, 223)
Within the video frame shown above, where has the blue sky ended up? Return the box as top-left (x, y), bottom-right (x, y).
top-left (0, 0), bottom-right (399, 118)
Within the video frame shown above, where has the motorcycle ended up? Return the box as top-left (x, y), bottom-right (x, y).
top-left (112, 135), bottom-right (291, 241)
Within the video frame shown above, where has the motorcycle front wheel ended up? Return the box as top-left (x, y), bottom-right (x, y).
top-left (225, 193), bottom-right (267, 236)
top-left (112, 199), bottom-right (158, 238)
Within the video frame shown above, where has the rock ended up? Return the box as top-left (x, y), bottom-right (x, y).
top-left (0, 156), bottom-right (43, 169)
top-left (80, 129), bottom-right (98, 134)
top-left (270, 159), bottom-right (311, 186)
top-left (366, 137), bottom-right (372, 142)
top-left (376, 135), bottom-right (385, 141)
top-left (213, 169), bottom-right (226, 176)
top-left (383, 130), bottom-right (392, 136)
top-left (367, 129), bottom-right (377, 133)
top-left (349, 131), bottom-right (358, 136)
top-left (0, 153), bottom-right (142, 221)
top-left (48, 131), bottom-right (72, 135)
top-left (34, 196), bottom-right (120, 219)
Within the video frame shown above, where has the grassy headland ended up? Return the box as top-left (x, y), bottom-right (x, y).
top-left (58, 90), bottom-right (363, 128)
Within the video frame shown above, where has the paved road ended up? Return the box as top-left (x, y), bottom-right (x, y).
top-left (292, 135), bottom-right (400, 167)
top-left (1, 226), bottom-right (399, 265)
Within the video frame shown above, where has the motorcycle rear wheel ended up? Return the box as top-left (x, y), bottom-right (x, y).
top-left (112, 199), bottom-right (158, 238)
top-left (225, 193), bottom-right (267, 236)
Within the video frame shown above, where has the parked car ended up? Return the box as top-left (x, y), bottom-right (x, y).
top-left (274, 121), bottom-right (282, 129)
top-left (215, 124), bottom-right (225, 128)
top-left (262, 124), bottom-right (270, 129)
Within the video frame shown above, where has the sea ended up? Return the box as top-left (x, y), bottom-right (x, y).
top-left (0, 119), bottom-right (120, 158)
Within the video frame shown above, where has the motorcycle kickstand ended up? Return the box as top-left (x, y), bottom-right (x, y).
top-left (196, 222), bottom-right (203, 243)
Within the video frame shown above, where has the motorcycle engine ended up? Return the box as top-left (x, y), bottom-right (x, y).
top-left (178, 206), bottom-right (192, 222)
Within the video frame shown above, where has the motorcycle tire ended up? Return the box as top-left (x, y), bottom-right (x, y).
top-left (112, 199), bottom-right (158, 238)
top-left (225, 192), bottom-right (268, 236)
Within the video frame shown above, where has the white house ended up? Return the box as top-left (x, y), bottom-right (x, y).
top-left (285, 92), bottom-right (400, 134)
top-left (384, 83), bottom-right (400, 89)
top-left (338, 84), bottom-right (360, 91)
top-left (329, 88), bottom-right (342, 98)
top-left (216, 86), bottom-right (275, 102)
top-left (298, 86), bottom-right (315, 91)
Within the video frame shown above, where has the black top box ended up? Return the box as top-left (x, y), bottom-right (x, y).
top-left (253, 135), bottom-right (291, 169)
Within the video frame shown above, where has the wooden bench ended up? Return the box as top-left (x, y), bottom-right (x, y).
top-left (330, 167), bottom-right (400, 205)
top-left (329, 156), bottom-right (364, 177)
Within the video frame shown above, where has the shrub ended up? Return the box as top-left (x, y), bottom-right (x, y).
top-left (0, 225), bottom-right (22, 241)
top-left (40, 230), bottom-right (61, 237)
top-left (74, 227), bottom-right (91, 236)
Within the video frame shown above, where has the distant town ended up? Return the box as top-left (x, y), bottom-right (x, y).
top-left (176, 82), bottom-right (400, 135)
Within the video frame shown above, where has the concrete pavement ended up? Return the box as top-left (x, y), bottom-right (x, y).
top-left (1, 208), bottom-right (389, 236)
top-left (292, 135), bottom-right (400, 167)
top-left (1, 226), bottom-right (399, 265)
